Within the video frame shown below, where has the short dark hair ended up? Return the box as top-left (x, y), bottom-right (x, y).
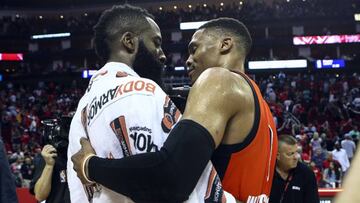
top-left (198, 17), bottom-right (252, 57)
top-left (278, 134), bottom-right (297, 147)
top-left (93, 4), bottom-right (154, 61)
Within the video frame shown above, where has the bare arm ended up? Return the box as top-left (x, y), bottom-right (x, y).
top-left (182, 68), bottom-right (241, 147)
top-left (34, 145), bottom-right (57, 201)
top-left (334, 148), bottom-right (360, 203)
top-left (34, 165), bottom-right (54, 201)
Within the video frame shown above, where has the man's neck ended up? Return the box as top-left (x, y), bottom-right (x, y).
top-left (228, 65), bottom-right (245, 74)
top-left (107, 56), bottom-right (132, 68)
top-left (276, 166), bottom-right (290, 180)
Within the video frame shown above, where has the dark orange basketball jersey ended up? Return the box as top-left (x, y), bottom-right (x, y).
top-left (212, 71), bottom-right (278, 202)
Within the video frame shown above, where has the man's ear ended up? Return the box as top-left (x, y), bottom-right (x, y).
top-left (276, 152), bottom-right (281, 161)
top-left (219, 37), bottom-right (233, 54)
top-left (121, 32), bottom-right (138, 54)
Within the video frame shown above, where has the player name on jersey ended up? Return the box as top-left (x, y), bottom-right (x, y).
top-left (87, 79), bottom-right (156, 125)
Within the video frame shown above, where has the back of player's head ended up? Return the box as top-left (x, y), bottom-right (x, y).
top-left (93, 4), bottom-right (154, 61)
top-left (199, 17), bottom-right (252, 57)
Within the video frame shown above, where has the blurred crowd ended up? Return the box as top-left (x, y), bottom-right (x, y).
top-left (1, 71), bottom-right (359, 188)
top-left (1, 0), bottom-right (359, 75)
top-left (0, 81), bottom-right (84, 187)
top-left (0, 0), bottom-right (359, 190)
top-left (154, 0), bottom-right (358, 30)
top-left (259, 71), bottom-right (359, 188)
top-left (0, 0), bottom-right (358, 36)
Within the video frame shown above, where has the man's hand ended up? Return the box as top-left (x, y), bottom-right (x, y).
top-left (41, 144), bottom-right (57, 166)
top-left (71, 138), bottom-right (96, 185)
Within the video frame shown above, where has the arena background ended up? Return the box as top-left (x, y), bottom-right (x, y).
top-left (1, 0), bottom-right (359, 202)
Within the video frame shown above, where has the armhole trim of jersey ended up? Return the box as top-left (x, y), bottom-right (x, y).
top-left (215, 71), bottom-right (260, 153)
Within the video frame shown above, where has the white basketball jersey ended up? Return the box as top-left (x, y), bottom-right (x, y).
top-left (67, 62), bottom-right (235, 203)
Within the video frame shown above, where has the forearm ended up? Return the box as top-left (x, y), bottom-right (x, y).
top-left (34, 165), bottom-right (54, 201)
top-left (87, 120), bottom-right (215, 202)
top-left (335, 148), bottom-right (360, 203)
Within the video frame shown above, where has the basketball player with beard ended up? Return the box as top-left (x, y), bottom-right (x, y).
top-left (67, 4), bottom-right (235, 203)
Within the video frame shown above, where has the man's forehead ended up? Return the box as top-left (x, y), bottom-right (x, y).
top-left (280, 143), bottom-right (297, 152)
top-left (146, 17), bottom-right (161, 37)
top-left (191, 29), bottom-right (219, 43)
top-left (191, 29), bottom-right (206, 42)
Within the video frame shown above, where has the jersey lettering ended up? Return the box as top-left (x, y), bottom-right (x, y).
top-left (130, 132), bottom-right (159, 152)
top-left (246, 194), bottom-right (269, 203)
top-left (205, 167), bottom-right (226, 203)
top-left (88, 80), bottom-right (157, 125)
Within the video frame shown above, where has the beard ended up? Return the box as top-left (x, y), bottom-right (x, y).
top-left (133, 40), bottom-right (165, 89)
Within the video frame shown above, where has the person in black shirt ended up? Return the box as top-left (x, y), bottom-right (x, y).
top-left (29, 144), bottom-right (70, 203)
top-left (270, 134), bottom-right (319, 203)
top-left (20, 157), bottom-right (34, 187)
top-left (0, 138), bottom-right (18, 203)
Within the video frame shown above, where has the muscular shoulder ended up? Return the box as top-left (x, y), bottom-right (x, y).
top-left (184, 68), bottom-right (251, 119)
top-left (194, 68), bottom-right (236, 87)
top-left (191, 68), bottom-right (251, 106)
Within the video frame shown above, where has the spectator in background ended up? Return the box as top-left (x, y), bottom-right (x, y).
top-left (310, 132), bottom-right (322, 152)
top-left (323, 152), bottom-right (341, 170)
top-left (310, 161), bottom-right (322, 186)
top-left (341, 134), bottom-right (356, 162)
top-left (270, 135), bottom-right (319, 203)
top-left (348, 125), bottom-right (359, 145)
top-left (266, 83), bottom-right (277, 103)
top-left (305, 123), bottom-right (317, 134)
top-left (296, 145), bottom-right (310, 164)
top-left (311, 147), bottom-right (326, 171)
top-left (324, 132), bottom-right (336, 151)
top-left (20, 156), bottom-right (34, 187)
top-left (0, 138), bottom-right (18, 203)
top-left (30, 144), bottom-right (70, 203)
top-left (10, 156), bottom-right (24, 187)
top-left (332, 142), bottom-right (350, 173)
top-left (340, 118), bottom-right (353, 136)
top-left (322, 161), bottom-right (342, 188)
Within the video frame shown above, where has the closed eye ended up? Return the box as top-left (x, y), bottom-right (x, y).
top-left (287, 152), bottom-right (295, 156)
top-left (188, 43), bottom-right (197, 54)
top-left (154, 37), bottom-right (162, 47)
top-left (192, 46), bottom-right (197, 54)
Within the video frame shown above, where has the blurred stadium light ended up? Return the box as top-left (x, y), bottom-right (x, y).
top-left (248, 60), bottom-right (307, 70)
top-left (31, 32), bottom-right (71, 39)
top-left (355, 13), bottom-right (360, 21)
top-left (293, 34), bottom-right (360, 45)
top-left (315, 59), bottom-right (345, 69)
top-left (180, 21), bottom-right (208, 30)
top-left (82, 70), bottom-right (97, 78)
top-left (0, 53), bottom-right (23, 61)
